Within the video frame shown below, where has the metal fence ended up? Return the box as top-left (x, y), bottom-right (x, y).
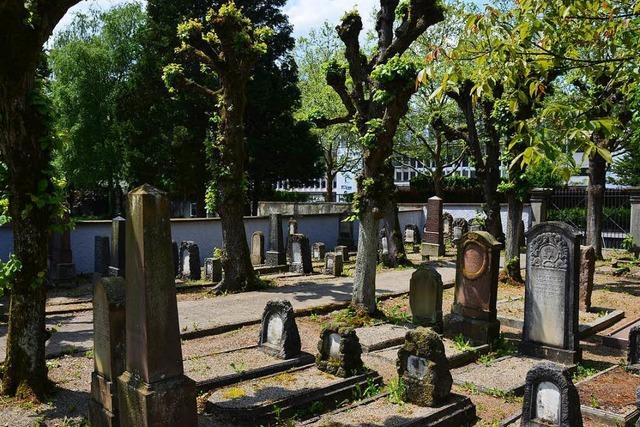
top-left (548, 187), bottom-right (630, 249)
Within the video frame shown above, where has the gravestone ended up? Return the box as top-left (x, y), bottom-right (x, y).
top-left (520, 222), bottom-right (582, 365)
top-left (409, 265), bottom-right (443, 332)
top-left (288, 217), bottom-right (298, 235)
top-left (89, 277), bottom-right (126, 427)
top-left (423, 196), bottom-right (444, 258)
top-left (452, 218), bottom-right (469, 236)
top-left (171, 241), bottom-right (179, 278)
top-left (316, 326), bottom-right (363, 378)
top-left (251, 231), bottom-right (265, 266)
top-left (379, 228), bottom-right (390, 263)
top-left (289, 234), bottom-right (312, 274)
top-left (266, 214), bottom-right (285, 266)
top-left (94, 236), bottom-right (111, 277)
top-left (335, 245), bottom-right (349, 262)
top-left (109, 216), bottom-right (126, 277)
top-left (204, 258), bottom-right (222, 282)
top-left (258, 300), bottom-right (301, 360)
top-left (117, 185), bottom-right (197, 427)
top-left (579, 245), bottom-right (595, 312)
top-left (628, 325), bottom-right (640, 373)
top-left (324, 253), bottom-right (343, 277)
top-left (447, 231), bottom-right (502, 345)
top-left (49, 228), bottom-right (76, 282)
top-left (442, 212), bottom-right (454, 241)
top-left (179, 241), bottom-right (201, 281)
top-left (520, 363), bottom-right (582, 427)
top-left (312, 242), bottom-right (326, 261)
top-left (404, 224), bottom-right (421, 245)
top-left (397, 328), bottom-right (452, 407)
top-left (337, 215), bottom-right (355, 248)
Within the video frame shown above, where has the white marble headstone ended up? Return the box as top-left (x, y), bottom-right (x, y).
top-left (182, 254), bottom-right (190, 276)
top-left (381, 237), bottom-right (389, 255)
top-left (407, 355), bottom-right (427, 379)
top-left (266, 315), bottom-right (284, 346)
top-left (535, 381), bottom-right (561, 424)
top-left (326, 333), bottom-right (341, 358)
top-left (293, 243), bottom-right (302, 263)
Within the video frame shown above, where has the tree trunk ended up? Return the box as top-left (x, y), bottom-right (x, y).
top-left (433, 168), bottom-right (443, 199)
top-left (352, 209), bottom-right (378, 313)
top-left (587, 152), bottom-right (606, 260)
top-left (503, 192), bottom-right (523, 283)
top-left (0, 79), bottom-right (52, 400)
top-left (325, 171), bottom-right (336, 202)
top-left (381, 197), bottom-right (407, 267)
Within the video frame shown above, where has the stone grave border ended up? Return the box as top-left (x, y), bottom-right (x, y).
top-left (602, 316), bottom-right (640, 349)
top-left (299, 392), bottom-right (477, 427)
top-left (193, 344), bottom-right (314, 393)
top-left (204, 364), bottom-right (383, 425)
top-left (368, 341), bottom-right (490, 369)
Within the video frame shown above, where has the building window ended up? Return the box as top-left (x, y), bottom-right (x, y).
top-left (403, 171), bottom-right (409, 181)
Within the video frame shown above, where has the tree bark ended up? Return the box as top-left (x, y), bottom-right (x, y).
top-left (352, 209), bottom-right (378, 313)
top-left (503, 192), bottom-right (524, 283)
top-left (380, 169), bottom-right (407, 268)
top-left (325, 171), bottom-right (336, 202)
top-left (587, 152), bottom-right (606, 260)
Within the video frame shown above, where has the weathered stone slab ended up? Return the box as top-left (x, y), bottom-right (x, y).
top-left (251, 231), bottom-right (265, 266)
top-left (179, 241), bottom-right (201, 281)
top-left (94, 236), bottom-right (110, 277)
top-left (409, 265), bottom-right (443, 331)
top-left (355, 323), bottom-right (412, 353)
top-left (324, 252), bottom-right (343, 277)
top-left (258, 300), bottom-right (301, 360)
top-left (316, 326), bottom-right (363, 378)
top-left (603, 317), bottom-right (640, 349)
top-left (289, 234), bottom-right (312, 274)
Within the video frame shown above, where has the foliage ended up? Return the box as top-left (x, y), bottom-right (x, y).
top-left (452, 334), bottom-right (473, 352)
top-left (386, 377), bottom-right (406, 405)
top-left (548, 206), bottom-right (630, 230)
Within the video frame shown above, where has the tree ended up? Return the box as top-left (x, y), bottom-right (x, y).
top-left (0, 0), bottom-right (82, 399)
top-left (163, 2), bottom-right (270, 292)
top-left (317, 1), bottom-right (445, 313)
top-left (49, 4), bottom-right (146, 216)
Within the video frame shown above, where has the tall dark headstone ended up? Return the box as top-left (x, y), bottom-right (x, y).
top-left (628, 325), bottom-right (640, 373)
top-left (267, 214), bottom-right (285, 266)
top-left (422, 196), bottom-right (444, 258)
top-left (49, 227), bottom-right (76, 282)
top-left (95, 236), bottom-right (111, 277)
top-left (409, 265), bottom-right (443, 332)
top-left (520, 222), bottom-right (581, 365)
top-left (89, 277), bottom-right (126, 427)
top-left (520, 363), bottom-right (582, 427)
top-left (110, 216), bottom-right (126, 278)
top-left (289, 234), bottom-right (312, 274)
top-left (179, 241), bottom-right (201, 281)
top-left (446, 231), bottom-right (502, 345)
top-left (117, 185), bottom-right (196, 427)
top-left (258, 300), bottom-right (301, 360)
top-left (204, 258), bottom-right (222, 282)
top-left (335, 245), bottom-right (349, 262)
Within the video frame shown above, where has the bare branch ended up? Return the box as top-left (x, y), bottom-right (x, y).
top-left (375, 0), bottom-right (400, 57)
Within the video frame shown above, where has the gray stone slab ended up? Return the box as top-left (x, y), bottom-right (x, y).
top-left (355, 324), bottom-right (413, 353)
top-left (452, 355), bottom-right (545, 395)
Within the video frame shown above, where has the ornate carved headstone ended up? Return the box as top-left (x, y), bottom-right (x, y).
top-left (316, 326), bottom-right (363, 378)
top-left (520, 363), bottom-right (583, 427)
top-left (117, 185), bottom-right (197, 426)
top-left (266, 214), bottom-right (285, 266)
top-left (258, 300), bottom-right (301, 360)
top-left (324, 253), bottom-right (343, 276)
top-left (109, 216), bottom-right (126, 278)
top-left (397, 328), bottom-right (452, 407)
top-left (628, 325), bottom-right (640, 373)
top-left (312, 242), bottom-right (326, 261)
top-left (521, 222), bottom-right (581, 364)
top-left (335, 245), bottom-right (349, 262)
top-left (289, 234), bottom-right (312, 274)
top-left (251, 231), bottom-right (265, 266)
top-left (409, 265), bottom-right (443, 332)
top-left (94, 236), bottom-right (111, 277)
top-left (579, 245), bottom-right (595, 312)
top-left (204, 258), bottom-right (222, 282)
top-left (423, 196), bottom-right (444, 258)
top-left (446, 231), bottom-right (502, 345)
top-left (179, 241), bottom-right (201, 280)
top-left (89, 277), bottom-right (126, 427)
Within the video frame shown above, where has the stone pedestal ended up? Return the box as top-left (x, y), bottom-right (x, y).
top-left (529, 188), bottom-right (554, 227)
top-left (116, 185), bottom-right (196, 427)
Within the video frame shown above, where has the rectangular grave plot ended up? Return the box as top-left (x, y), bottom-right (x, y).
top-left (301, 392), bottom-right (476, 427)
top-left (576, 366), bottom-right (640, 426)
top-left (603, 317), bottom-right (640, 349)
top-left (452, 356), bottom-right (544, 396)
top-left (185, 346), bottom-right (315, 393)
top-left (205, 365), bottom-right (382, 425)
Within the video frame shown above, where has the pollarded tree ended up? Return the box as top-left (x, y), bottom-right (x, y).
top-left (318, 1), bottom-right (445, 313)
top-left (0, 0), bottom-right (82, 400)
top-left (163, 2), bottom-right (271, 292)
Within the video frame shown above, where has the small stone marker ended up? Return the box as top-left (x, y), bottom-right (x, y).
top-left (520, 363), bottom-right (582, 427)
top-left (312, 242), bottom-right (326, 261)
top-left (628, 325), bottom-right (640, 373)
top-left (447, 231), bottom-right (502, 345)
top-left (109, 216), bottom-right (126, 277)
top-left (423, 196), bottom-right (444, 258)
top-left (324, 252), bottom-right (343, 276)
top-left (397, 328), bottom-right (452, 407)
top-left (204, 258), bottom-right (222, 282)
top-left (442, 213), bottom-right (454, 241)
top-left (289, 234), bottom-right (312, 274)
top-left (117, 185), bottom-right (197, 426)
top-left (335, 245), bottom-right (349, 262)
top-left (89, 277), bottom-right (125, 427)
top-left (171, 241), bottom-right (179, 278)
top-left (94, 236), bottom-right (111, 277)
top-left (316, 326), bottom-right (363, 377)
top-left (179, 241), bottom-right (201, 280)
top-left (409, 265), bottom-right (443, 332)
top-left (258, 300), bottom-right (301, 359)
top-left (251, 231), bottom-right (265, 266)
top-left (288, 217), bottom-right (298, 235)
top-left (521, 222), bottom-right (582, 364)
top-left (267, 214), bottom-right (285, 266)
top-left (452, 218), bottom-right (469, 238)
top-left (404, 224), bottom-right (417, 244)
top-left (579, 245), bottom-right (595, 311)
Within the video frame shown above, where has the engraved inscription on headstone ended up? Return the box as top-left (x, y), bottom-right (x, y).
top-left (535, 381), bottom-right (561, 424)
top-left (266, 315), bottom-right (284, 346)
top-left (407, 355), bottom-right (427, 379)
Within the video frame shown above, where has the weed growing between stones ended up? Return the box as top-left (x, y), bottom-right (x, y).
top-left (386, 377), bottom-right (406, 405)
top-left (452, 334), bottom-right (474, 352)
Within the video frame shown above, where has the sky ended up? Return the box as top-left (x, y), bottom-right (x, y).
top-left (55, 0), bottom-right (380, 38)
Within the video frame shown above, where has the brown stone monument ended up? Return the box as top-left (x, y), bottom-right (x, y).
top-left (446, 231), bottom-right (502, 345)
top-left (89, 277), bottom-right (126, 427)
top-left (117, 185), bottom-right (197, 427)
top-left (579, 245), bottom-right (595, 311)
top-left (422, 196), bottom-right (444, 259)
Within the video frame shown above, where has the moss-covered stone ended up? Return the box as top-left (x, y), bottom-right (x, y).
top-left (315, 326), bottom-right (364, 378)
